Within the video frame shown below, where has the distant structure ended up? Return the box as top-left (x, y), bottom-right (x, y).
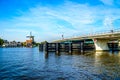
top-left (26, 32), bottom-right (34, 47)
top-left (2, 40), bottom-right (22, 47)
top-left (62, 34), bottom-right (64, 40)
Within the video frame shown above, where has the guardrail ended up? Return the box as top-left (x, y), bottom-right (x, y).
top-left (54, 28), bottom-right (120, 42)
top-left (72, 28), bottom-right (120, 38)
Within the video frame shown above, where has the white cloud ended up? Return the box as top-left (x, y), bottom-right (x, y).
top-left (1, 1), bottom-right (120, 42)
top-left (103, 17), bottom-right (114, 30)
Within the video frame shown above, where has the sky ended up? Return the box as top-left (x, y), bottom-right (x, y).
top-left (0, 0), bottom-right (120, 42)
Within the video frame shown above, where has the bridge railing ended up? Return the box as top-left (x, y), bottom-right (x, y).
top-left (71, 28), bottom-right (120, 38)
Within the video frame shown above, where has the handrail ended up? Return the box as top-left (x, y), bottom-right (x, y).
top-left (71, 28), bottom-right (120, 38)
top-left (53, 28), bottom-right (120, 42)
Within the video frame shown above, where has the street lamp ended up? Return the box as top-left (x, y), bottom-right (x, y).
top-left (62, 34), bottom-right (64, 40)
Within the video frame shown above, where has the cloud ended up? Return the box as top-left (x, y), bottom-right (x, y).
top-left (1, 0), bottom-right (120, 42)
top-left (103, 17), bottom-right (114, 30)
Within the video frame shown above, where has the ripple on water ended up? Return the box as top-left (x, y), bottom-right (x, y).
top-left (0, 48), bottom-right (120, 80)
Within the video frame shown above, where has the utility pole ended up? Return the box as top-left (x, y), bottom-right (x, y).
top-left (62, 34), bottom-right (64, 40)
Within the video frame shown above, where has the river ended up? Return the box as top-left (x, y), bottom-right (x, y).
top-left (0, 47), bottom-right (120, 80)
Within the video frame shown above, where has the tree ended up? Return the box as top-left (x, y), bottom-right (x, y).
top-left (40, 41), bottom-right (48, 44)
top-left (0, 38), bottom-right (4, 46)
top-left (21, 42), bottom-right (26, 47)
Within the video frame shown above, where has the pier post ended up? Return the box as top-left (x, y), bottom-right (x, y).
top-left (69, 43), bottom-right (72, 54)
top-left (56, 43), bottom-right (60, 54)
top-left (39, 44), bottom-right (43, 51)
top-left (44, 43), bottom-right (48, 53)
top-left (118, 41), bottom-right (120, 50)
top-left (80, 42), bottom-right (84, 52)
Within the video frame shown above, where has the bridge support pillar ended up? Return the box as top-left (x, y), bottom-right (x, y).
top-left (93, 39), bottom-right (109, 51)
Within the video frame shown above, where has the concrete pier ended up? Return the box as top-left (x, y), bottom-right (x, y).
top-left (93, 39), bottom-right (109, 51)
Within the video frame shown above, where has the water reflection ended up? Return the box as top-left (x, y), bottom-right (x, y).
top-left (55, 52), bottom-right (61, 56)
top-left (44, 52), bottom-right (49, 59)
top-left (94, 51), bottom-right (120, 79)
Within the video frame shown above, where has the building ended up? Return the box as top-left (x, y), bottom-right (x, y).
top-left (2, 40), bottom-right (22, 47)
top-left (26, 32), bottom-right (34, 47)
top-left (26, 40), bottom-right (33, 47)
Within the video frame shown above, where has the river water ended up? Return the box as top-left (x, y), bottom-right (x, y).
top-left (0, 47), bottom-right (120, 80)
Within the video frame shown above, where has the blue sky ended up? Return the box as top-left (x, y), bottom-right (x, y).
top-left (0, 0), bottom-right (120, 42)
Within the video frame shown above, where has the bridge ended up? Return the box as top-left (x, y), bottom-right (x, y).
top-left (52, 28), bottom-right (120, 51)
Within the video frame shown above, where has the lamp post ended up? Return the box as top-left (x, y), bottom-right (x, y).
top-left (110, 17), bottom-right (114, 33)
top-left (62, 34), bottom-right (64, 40)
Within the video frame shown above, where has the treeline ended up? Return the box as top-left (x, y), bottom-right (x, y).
top-left (0, 38), bottom-right (48, 47)
top-left (39, 41), bottom-right (48, 44)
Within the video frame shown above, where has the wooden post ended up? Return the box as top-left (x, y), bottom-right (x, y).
top-left (80, 42), bottom-right (84, 52)
top-left (112, 43), bottom-right (114, 51)
top-left (56, 43), bottom-right (59, 54)
top-left (69, 43), bottom-right (72, 54)
top-left (39, 44), bottom-right (43, 51)
top-left (39, 44), bottom-right (40, 51)
top-left (44, 43), bottom-right (48, 53)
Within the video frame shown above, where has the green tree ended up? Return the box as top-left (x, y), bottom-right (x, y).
top-left (0, 38), bottom-right (4, 46)
top-left (40, 41), bottom-right (48, 44)
top-left (22, 42), bottom-right (26, 47)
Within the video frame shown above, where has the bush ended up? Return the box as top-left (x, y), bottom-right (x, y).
top-left (0, 38), bottom-right (4, 46)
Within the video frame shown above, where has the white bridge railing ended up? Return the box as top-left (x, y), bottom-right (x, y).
top-left (53, 28), bottom-right (120, 42)
top-left (70, 28), bottom-right (120, 38)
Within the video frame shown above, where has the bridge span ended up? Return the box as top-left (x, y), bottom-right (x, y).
top-left (53, 29), bottom-right (120, 51)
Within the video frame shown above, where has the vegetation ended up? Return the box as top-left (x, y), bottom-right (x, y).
top-left (31, 41), bottom-right (48, 47)
top-left (21, 42), bottom-right (26, 47)
top-left (32, 42), bottom-right (39, 47)
top-left (0, 38), bottom-right (48, 47)
top-left (0, 38), bottom-right (4, 46)
top-left (40, 41), bottom-right (48, 44)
